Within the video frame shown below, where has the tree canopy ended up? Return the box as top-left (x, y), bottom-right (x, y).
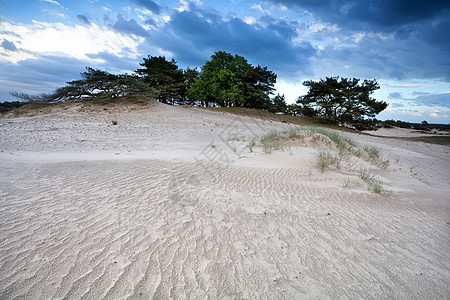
top-left (136, 56), bottom-right (186, 104)
top-left (187, 51), bottom-right (277, 108)
top-left (297, 77), bottom-right (388, 130)
top-left (269, 94), bottom-right (287, 113)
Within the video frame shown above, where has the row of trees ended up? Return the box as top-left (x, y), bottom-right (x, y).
top-left (11, 51), bottom-right (388, 130)
top-left (135, 51), bottom-right (278, 109)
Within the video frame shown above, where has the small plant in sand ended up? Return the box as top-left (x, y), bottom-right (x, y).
top-left (288, 128), bottom-right (301, 139)
top-left (358, 168), bottom-right (391, 195)
top-left (364, 145), bottom-right (381, 160)
top-left (369, 180), bottom-right (384, 194)
top-left (112, 120), bottom-right (118, 125)
top-left (368, 179), bottom-right (391, 196)
top-left (359, 168), bottom-right (375, 182)
top-left (247, 138), bottom-right (256, 152)
top-left (260, 130), bottom-right (283, 154)
top-left (343, 177), bottom-right (351, 188)
top-left (316, 150), bottom-right (339, 172)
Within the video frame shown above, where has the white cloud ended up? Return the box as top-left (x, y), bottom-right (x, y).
top-left (398, 109), bottom-right (423, 117)
top-left (244, 16), bottom-right (256, 25)
top-left (0, 21), bottom-right (144, 63)
top-left (42, 9), bottom-right (68, 19)
top-left (274, 80), bottom-right (308, 104)
top-left (308, 22), bottom-right (339, 34)
top-left (136, 8), bottom-right (154, 17)
top-left (309, 23), bottom-right (325, 32)
top-left (429, 110), bottom-right (448, 118)
top-left (40, 0), bottom-right (61, 6)
top-left (176, 0), bottom-right (203, 12)
top-left (103, 6), bottom-right (112, 13)
top-left (123, 6), bottom-right (132, 14)
top-left (251, 4), bottom-right (270, 14)
top-left (353, 33), bottom-right (365, 43)
top-left (156, 48), bottom-right (174, 57)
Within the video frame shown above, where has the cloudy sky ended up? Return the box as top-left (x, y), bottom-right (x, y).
top-left (0, 0), bottom-right (449, 123)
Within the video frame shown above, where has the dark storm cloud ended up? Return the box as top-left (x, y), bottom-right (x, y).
top-left (0, 55), bottom-right (87, 101)
top-left (268, 0), bottom-right (450, 29)
top-left (131, 0), bottom-right (161, 15)
top-left (268, 0), bottom-right (450, 81)
top-left (6, 55), bottom-right (87, 85)
top-left (149, 8), bottom-right (316, 76)
top-left (1, 39), bottom-right (17, 51)
top-left (77, 15), bottom-right (91, 26)
top-left (260, 16), bottom-right (298, 40)
top-left (112, 15), bottom-right (148, 37)
top-left (143, 17), bottom-right (157, 27)
top-left (311, 26), bottom-right (450, 82)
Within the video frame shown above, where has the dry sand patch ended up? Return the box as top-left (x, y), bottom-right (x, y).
top-left (0, 102), bottom-right (449, 299)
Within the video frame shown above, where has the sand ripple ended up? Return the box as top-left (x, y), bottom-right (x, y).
top-left (1, 159), bottom-right (449, 299)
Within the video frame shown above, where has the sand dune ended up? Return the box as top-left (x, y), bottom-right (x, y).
top-left (1, 102), bottom-right (449, 299)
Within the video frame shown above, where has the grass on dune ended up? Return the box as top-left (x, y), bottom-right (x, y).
top-left (203, 106), bottom-right (450, 146)
top-left (258, 127), bottom-right (361, 159)
top-left (255, 127), bottom-right (391, 194)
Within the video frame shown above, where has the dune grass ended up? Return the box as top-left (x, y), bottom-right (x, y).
top-left (316, 150), bottom-right (340, 172)
top-left (359, 168), bottom-right (391, 195)
top-left (260, 130), bottom-right (284, 153)
top-left (257, 127), bottom-right (360, 159)
top-left (254, 127), bottom-right (391, 195)
top-left (247, 138), bottom-right (256, 152)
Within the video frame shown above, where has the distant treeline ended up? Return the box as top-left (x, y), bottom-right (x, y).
top-left (379, 119), bottom-right (450, 131)
top-left (0, 101), bottom-right (26, 113)
top-left (9, 50), bottom-right (389, 130)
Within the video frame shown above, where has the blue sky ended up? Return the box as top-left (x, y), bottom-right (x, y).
top-left (0, 0), bottom-right (449, 123)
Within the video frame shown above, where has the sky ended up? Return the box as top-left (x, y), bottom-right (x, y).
top-left (0, 0), bottom-right (449, 123)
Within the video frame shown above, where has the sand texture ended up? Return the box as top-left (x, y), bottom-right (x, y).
top-left (0, 102), bottom-right (449, 299)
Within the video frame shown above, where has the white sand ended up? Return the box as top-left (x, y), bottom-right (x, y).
top-left (0, 102), bottom-right (449, 299)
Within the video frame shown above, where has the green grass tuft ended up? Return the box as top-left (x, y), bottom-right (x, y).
top-left (247, 138), bottom-right (256, 152)
top-left (359, 168), bottom-right (375, 182)
top-left (316, 150), bottom-right (338, 172)
top-left (364, 145), bottom-right (381, 160)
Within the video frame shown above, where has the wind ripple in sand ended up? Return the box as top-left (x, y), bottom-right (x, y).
top-left (0, 159), bottom-right (448, 299)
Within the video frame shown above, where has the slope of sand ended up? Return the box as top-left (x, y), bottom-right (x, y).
top-left (0, 102), bottom-right (449, 299)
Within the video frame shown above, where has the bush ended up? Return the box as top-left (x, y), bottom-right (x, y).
top-left (0, 101), bottom-right (26, 113)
